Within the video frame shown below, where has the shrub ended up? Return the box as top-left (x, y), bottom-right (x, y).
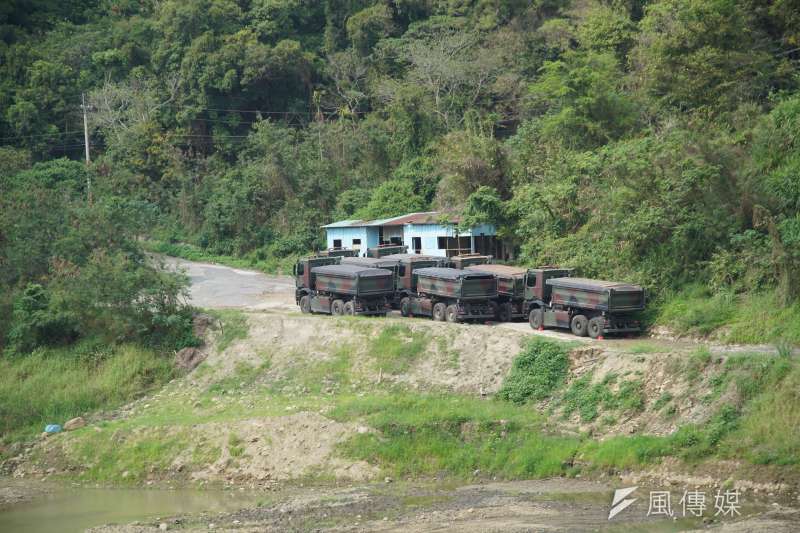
top-left (497, 339), bottom-right (570, 404)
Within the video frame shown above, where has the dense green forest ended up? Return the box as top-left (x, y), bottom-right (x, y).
top-left (2, 0), bottom-right (800, 350)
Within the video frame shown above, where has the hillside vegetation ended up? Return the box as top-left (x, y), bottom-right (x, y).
top-left (13, 313), bottom-right (799, 490)
top-left (1, 0), bottom-right (800, 345)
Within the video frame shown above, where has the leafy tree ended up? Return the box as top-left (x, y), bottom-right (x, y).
top-left (356, 178), bottom-right (427, 219)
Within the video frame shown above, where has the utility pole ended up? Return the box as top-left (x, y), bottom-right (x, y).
top-left (81, 93), bottom-right (92, 202)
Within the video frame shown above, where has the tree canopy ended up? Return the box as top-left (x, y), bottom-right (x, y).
top-left (2, 0), bottom-right (800, 349)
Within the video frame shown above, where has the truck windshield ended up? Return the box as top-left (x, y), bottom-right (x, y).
top-left (295, 263), bottom-right (304, 276)
top-left (526, 274), bottom-right (537, 287)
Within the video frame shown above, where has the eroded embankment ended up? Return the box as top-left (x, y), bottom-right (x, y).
top-left (7, 311), bottom-right (799, 496)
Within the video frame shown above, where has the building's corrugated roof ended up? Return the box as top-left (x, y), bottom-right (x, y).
top-left (321, 211), bottom-right (461, 228)
top-left (546, 277), bottom-right (643, 292)
top-left (415, 267), bottom-right (494, 281)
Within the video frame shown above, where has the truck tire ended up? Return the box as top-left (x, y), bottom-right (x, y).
top-left (498, 303), bottom-right (513, 322)
top-left (343, 301), bottom-right (355, 315)
top-left (588, 317), bottom-right (604, 339)
top-left (570, 314), bottom-right (589, 337)
top-left (433, 302), bottom-right (447, 321)
top-left (331, 299), bottom-right (344, 316)
top-left (300, 295), bottom-right (311, 314)
top-left (400, 297), bottom-right (411, 317)
top-left (529, 308), bottom-right (543, 330)
top-left (445, 304), bottom-right (459, 323)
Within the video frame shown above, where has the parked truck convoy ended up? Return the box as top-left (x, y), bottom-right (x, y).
top-left (294, 253), bottom-right (644, 337)
top-left (294, 257), bottom-right (394, 316)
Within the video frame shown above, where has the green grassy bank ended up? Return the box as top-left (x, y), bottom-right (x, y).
top-left (0, 339), bottom-right (174, 448)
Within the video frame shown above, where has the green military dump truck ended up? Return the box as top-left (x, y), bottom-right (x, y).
top-left (465, 264), bottom-right (528, 322)
top-left (449, 253), bottom-right (492, 269)
top-left (523, 268), bottom-right (645, 338)
top-left (365, 244), bottom-right (408, 258)
top-left (403, 267), bottom-right (498, 323)
top-left (317, 248), bottom-right (358, 257)
top-left (294, 258), bottom-right (394, 316)
top-left (341, 256), bottom-right (401, 296)
top-left (381, 253), bottom-right (447, 308)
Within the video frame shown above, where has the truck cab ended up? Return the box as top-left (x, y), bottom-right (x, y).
top-left (523, 267), bottom-right (575, 304)
top-left (294, 256), bottom-right (340, 292)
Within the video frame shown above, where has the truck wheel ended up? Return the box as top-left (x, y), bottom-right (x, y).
top-left (488, 301), bottom-right (499, 320)
top-left (331, 299), bottom-right (344, 316)
top-left (445, 305), bottom-right (459, 323)
top-left (588, 317), bottom-right (604, 339)
top-left (400, 297), bottom-right (411, 317)
top-left (498, 303), bottom-right (513, 322)
top-left (343, 301), bottom-right (355, 315)
top-left (300, 295), bottom-right (311, 314)
top-left (433, 302), bottom-right (447, 321)
top-left (529, 309), bottom-right (543, 330)
top-left (570, 314), bottom-right (589, 337)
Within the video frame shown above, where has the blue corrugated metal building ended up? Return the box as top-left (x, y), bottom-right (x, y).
top-left (321, 212), bottom-right (506, 258)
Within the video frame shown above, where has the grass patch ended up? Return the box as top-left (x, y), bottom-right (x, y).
top-left (368, 324), bottom-right (429, 374)
top-left (579, 435), bottom-right (673, 470)
top-left (207, 309), bottom-right (249, 352)
top-left (726, 360), bottom-right (800, 465)
top-left (332, 392), bottom-right (578, 479)
top-left (274, 344), bottom-right (355, 395)
top-left (65, 427), bottom-right (187, 482)
top-left (144, 240), bottom-right (302, 275)
top-left (497, 338), bottom-right (571, 404)
top-left (0, 340), bottom-right (174, 444)
top-left (559, 374), bottom-right (645, 422)
top-left (626, 342), bottom-right (663, 354)
top-left (656, 285), bottom-right (800, 345)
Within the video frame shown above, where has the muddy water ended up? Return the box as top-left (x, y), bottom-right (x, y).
top-left (0, 486), bottom-right (260, 533)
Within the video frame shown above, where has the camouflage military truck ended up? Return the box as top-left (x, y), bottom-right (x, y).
top-left (317, 248), bottom-right (358, 257)
top-left (294, 259), bottom-right (393, 316)
top-left (465, 264), bottom-right (528, 322)
top-left (380, 253), bottom-right (447, 308)
top-left (449, 253), bottom-right (492, 269)
top-left (365, 244), bottom-right (408, 258)
top-left (403, 267), bottom-right (498, 322)
top-left (523, 268), bottom-right (645, 338)
top-left (341, 256), bottom-right (401, 290)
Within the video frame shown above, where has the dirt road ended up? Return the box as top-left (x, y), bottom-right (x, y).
top-left (160, 256), bottom-right (295, 310)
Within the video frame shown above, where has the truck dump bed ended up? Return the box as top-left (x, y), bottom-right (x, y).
top-left (414, 267), bottom-right (497, 300)
top-left (465, 264), bottom-right (526, 298)
top-left (546, 277), bottom-right (645, 312)
top-left (311, 264), bottom-right (394, 296)
top-left (341, 257), bottom-right (401, 269)
top-left (381, 253), bottom-right (444, 264)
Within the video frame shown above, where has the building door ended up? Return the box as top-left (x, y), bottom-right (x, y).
top-left (412, 237), bottom-right (422, 254)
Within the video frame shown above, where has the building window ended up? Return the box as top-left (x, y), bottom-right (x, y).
top-left (333, 239), bottom-right (342, 248)
top-left (352, 238), bottom-right (361, 250)
top-left (412, 237), bottom-right (422, 253)
top-left (437, 236), bottom-right (447, 249)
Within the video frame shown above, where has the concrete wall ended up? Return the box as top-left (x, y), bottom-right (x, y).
top-left (325, 226), bottom-right (379, 255)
